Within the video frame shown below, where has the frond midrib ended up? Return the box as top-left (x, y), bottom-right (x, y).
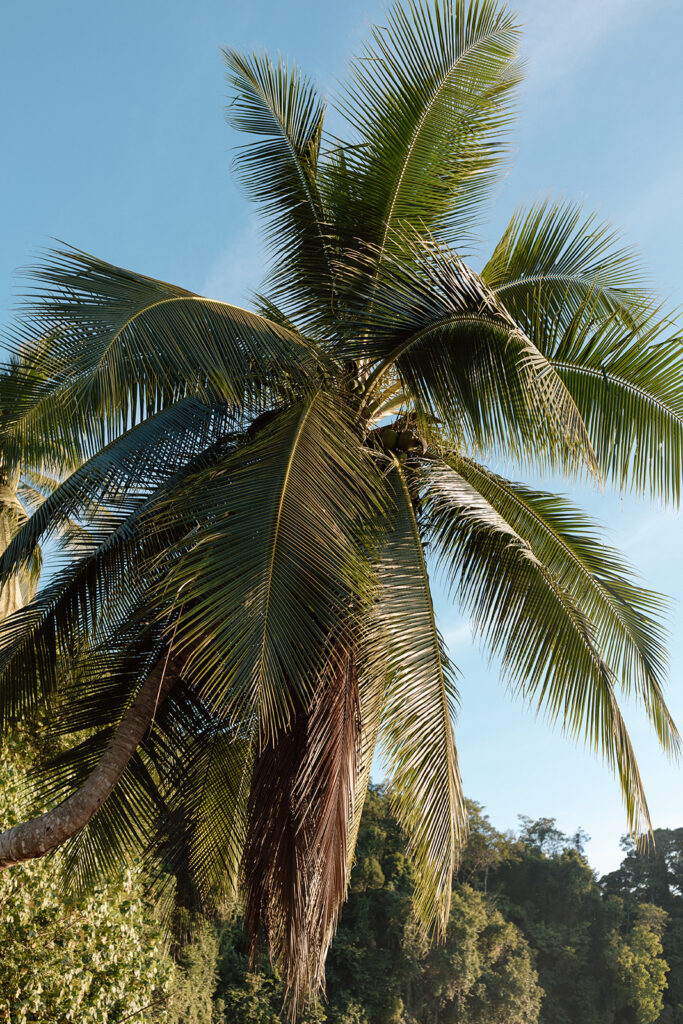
top-left (377, 23), bottom-right (517, 261)
top-left (552, 360), bottom-right (683, 428)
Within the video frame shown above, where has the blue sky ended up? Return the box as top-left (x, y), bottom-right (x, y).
top-left (3, 0), bottom-right (683, 875)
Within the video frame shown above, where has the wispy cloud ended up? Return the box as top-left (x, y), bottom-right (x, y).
top-left (625, 155), bottom-right (683, 270)
top-left (443, 620), bottom-right (474, 651)
top-left (517, 0), bottom-right (652, 94)
top-left (201, 215), bottom-right (262, 304)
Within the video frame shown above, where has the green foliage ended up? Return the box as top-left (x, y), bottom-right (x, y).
top-left (603, 830), bottom-right (683, 1023)
top-left (481, 812), bottom-right (672, 1024)
top-left (608, 905), bottom-right (669, 1024)
top-left (312, 788), bottom-right (543, 1024)
top-left (0, 734), bottom-right (174, 1023)
top-left (1, 775), bottom-right (679, 1024)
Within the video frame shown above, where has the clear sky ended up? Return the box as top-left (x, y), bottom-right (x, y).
top-left (3, 0), bottom-right (683, 875)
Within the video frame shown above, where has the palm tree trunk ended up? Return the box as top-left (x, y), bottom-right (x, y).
top-left (0, 652), bottom-right (183, 870)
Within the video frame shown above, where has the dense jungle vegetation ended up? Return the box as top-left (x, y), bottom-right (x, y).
top-left (3, 735), bottom-right (680, 1024)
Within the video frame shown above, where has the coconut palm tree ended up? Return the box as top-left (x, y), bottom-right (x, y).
top-left (0, 0), bottom-right (681, 1008)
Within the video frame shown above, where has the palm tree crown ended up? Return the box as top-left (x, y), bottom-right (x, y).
top-left (0, 0), bottom-right (681, 1009)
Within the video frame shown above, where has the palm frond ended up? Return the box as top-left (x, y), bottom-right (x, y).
top-left (293, 641), bottom-right (361, 998)
top-left (44, 741), bottom-right (163, 891)
top-left (0, 396), bottom-right (237, 586)
top-left (377, 466), bottom-right (466, 936)
top-left (0, 343), bottom-right (82, 477)
top-left (419, 458), bottom-right (652, 834)
top-left (345, 614), bottom-right (388, 873)
top-left (333, 0), bottom-right (522, 255)
top-left (152, 390), bottom-right (385, 742)
top-left (0, 494), bottom-right (179, 726)
top-left (4, 248), bottom-right (321, 463)
top-left (448, 453), bottom-right (677, 754)
top-left (142, 686), bottom-right (254, 918)
top-left (337, 232), bottom-right (597, 472)
top-left (244, 709), bottom-right (309, 993)
top-left (482, 196), bottom-right (650, 331)
top-left (544, 304), bottom-right (683, 504)
top-left (224, 50), bottom-right (334, 322)
top-left (245, 638), bottom-right (361, 1009)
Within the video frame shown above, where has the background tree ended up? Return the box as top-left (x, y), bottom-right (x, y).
top-left (603, 830), bottom-right (683, 1022)
top-left (0, 731), bottom-right (174, 1023)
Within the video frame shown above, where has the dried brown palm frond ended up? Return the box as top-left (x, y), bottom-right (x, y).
top-left (244, 637), bottom-right (361, 1011)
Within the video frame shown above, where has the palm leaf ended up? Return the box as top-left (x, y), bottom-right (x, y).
top-left (333, 0), bottom-right (522, 255)
top-left (545, 305), bottom-right (683, 504)
top-left (224, 50), bottom-right (333, 322)
top-left (482, 196), bottom-right (649, 331)
top-left (5, 248), bottom-right (320, 462)
top-left (449, 453), bottom-right (677, 754)
top-left (153, 390), bottom-right (385, 741)
top-left (419, 458), bottom-right (652, 834)
top-left (377, 466), bottom-right (466, 936)
top-left (0, 396), bottom-right (237, 584)
top-left (337, 232), bottom-right (597, 471)
top-left (244, 638), bottom-right (361, 1008)
top-left (293, 641), bottom-right (361, 998)
top-left (0, 492), bottom-right (180, 726)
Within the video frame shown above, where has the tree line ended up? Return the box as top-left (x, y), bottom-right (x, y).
top-left (3, 732), bottom-right (680, 1024)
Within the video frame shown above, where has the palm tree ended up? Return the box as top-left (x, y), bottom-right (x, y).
top-left (0, 0), bottom-right (681, 1008)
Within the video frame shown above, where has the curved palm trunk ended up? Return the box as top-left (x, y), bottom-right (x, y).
top-left (0, 653), bottom-right (183, 870)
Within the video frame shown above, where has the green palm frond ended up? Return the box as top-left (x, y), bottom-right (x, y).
top-left (0, 342), bottom-right (82, 477)
top-left (334, 0), bottom-right (522, 255)
top-left (544, 304), bottom-right (683, 503)
top-left (377, 467), bottom-right (465, 937)
top-left (338, 232), bottom-right (597, 470)
top-left (224, 50), bottom-right (333, 321)
top-left (143, 684), bottom-right (254, 916)
top-left (0, 496), bottom-right (177, 725)
top-left (175, 731), bottom-right (252, 907)
top-left (4, 248), bottom-right (321, 462)
top-left (448, 454), bottom-right (677, 754)
top-left (17, 543), bottom-right (42, 607)
top-left (0, 397), bottom-right (237, 583)
top-left (419, 458), bottom-right (652, 834)
top-left (482, 196), bottom-right (649, 330)
top-left (45, 744), bottom-right (163, 892)
top-left (152, 390), bottom-right (385, 740)
top-left (21, 630), bottom-right (169, 889)
top-left (35, 676), bottom-right (250, 902)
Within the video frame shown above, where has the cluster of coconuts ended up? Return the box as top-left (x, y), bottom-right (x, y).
top-left (376, 426), bottom-right (422, 461)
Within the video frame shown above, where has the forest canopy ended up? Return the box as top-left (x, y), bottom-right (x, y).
top-left (1, 747), bottom-right (679, 1024)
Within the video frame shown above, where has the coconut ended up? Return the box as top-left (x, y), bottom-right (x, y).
top-left (380, 428), bottom-right (398, 450)
top-left (397, 430), bottom-right (418, 451)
